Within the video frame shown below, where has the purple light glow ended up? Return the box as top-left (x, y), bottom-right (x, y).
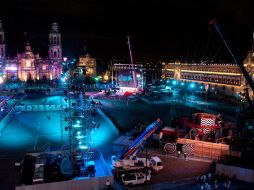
top-left (5, 66), bottom-right (18, 71)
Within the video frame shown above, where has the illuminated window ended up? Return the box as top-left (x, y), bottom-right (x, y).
top-left (26, 61), bottom-right (31, 67)
top-left (42, 65), bottom-right (47, 70)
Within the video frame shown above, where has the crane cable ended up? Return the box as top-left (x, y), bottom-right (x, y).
top-left (209, 19), bottom-right (254, 94)
top-left (201, 30), bottom-right (214, 62)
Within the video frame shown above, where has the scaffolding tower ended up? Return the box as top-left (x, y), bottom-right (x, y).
top-left (62, 67), bottom-right (96, 176)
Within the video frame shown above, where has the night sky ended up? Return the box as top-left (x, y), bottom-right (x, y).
top-left (0, 0), bottom-right (253, 62)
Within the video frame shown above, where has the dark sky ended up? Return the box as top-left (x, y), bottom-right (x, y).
top-left (0, 0), bottom-right (253, 62)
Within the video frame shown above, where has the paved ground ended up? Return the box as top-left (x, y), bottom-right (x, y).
top-left (97, 97), bottom-right (195, 133)
top-left (172, 91), bottom-right (239, 122)
top-left (142, 154), bottom-right (212, 184)
top-left (96, 90), bottom-right (238, 135)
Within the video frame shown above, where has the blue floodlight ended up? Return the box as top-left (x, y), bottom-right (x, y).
top-left (79, 145), bottom-right (88, 149)
top-left (73, 123), bottom-right (81, 128)
top-left (61, 77), bottom-right (67, 83)
top-left (172, 80), bottom-right (177, 85)
top-left (76, 135), bottom-right (84, 139)
top-left (200, 86), bottom-right (204, 89)
top-left (190, 83), bottom-right (195, 88)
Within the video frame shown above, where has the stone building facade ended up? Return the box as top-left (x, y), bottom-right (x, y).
top-left (77, 54), bottom-right (96, 77)
top-left (161, 53), bottom-right (254, 98)
top-left (0, 20), bottom-right (62, 81)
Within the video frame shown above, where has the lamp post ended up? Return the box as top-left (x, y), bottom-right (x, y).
top-left (205, 84), bottom-right (209, 111)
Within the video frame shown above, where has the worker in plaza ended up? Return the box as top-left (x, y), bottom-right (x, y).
top-left (105, 179), bottom-right (111, 189)
top-left (184, 152), bottom-right (187, 160)
top-left (207, 172), bottom-right (212, 182)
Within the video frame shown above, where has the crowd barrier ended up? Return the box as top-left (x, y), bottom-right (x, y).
top-left (15, 104), bottom-right (67, 112)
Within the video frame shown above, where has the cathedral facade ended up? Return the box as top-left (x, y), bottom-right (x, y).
top-left (0, 20), bottom-right (62, 81)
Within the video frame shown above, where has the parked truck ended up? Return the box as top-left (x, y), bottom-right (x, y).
top-left (121, 171), bottom-right (151, 186)
top-left (112, 155), bottom-right (163, 172)
top-left (112, 119), bottom-right (163, 183)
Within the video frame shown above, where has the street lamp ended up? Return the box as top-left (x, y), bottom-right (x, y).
top-left (205, 84), bottom-right (209, 111)
top-left (189, 83), bottom-right (195, 89)
top-left (172, 80), bottom-right (177, 85)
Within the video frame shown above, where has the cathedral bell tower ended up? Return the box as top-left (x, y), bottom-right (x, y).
top-left (0, 20), bottom-right (6, 60)
top-left (48, 23), bottom-right (62, 60)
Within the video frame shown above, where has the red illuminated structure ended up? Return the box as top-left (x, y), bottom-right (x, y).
top-left (180, 113), bottom-right (227, 138)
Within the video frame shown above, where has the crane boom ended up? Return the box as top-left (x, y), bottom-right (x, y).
top-left (127, 35), bottom-right (137, 88)
top-left (209, 19), bottom-right (254, 94)
top-left (120, 119), bottom-right (162, 160)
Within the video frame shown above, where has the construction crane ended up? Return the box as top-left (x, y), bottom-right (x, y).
top-left (120, 119), bottom-right (162, 160)
top-left (127, 35), bottom-right (137, 88)
top-left (209, 19), bottom-right (254, 104)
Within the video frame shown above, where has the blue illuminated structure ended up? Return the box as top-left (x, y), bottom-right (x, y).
top-left (120, 119), bottom-right (162, 159)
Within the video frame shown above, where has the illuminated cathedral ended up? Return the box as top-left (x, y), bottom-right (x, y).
top-left (0, 20), bottom-right (62, 81)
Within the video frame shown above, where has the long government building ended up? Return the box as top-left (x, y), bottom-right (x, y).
top-left (161, 51), bottom-right (254, 98)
